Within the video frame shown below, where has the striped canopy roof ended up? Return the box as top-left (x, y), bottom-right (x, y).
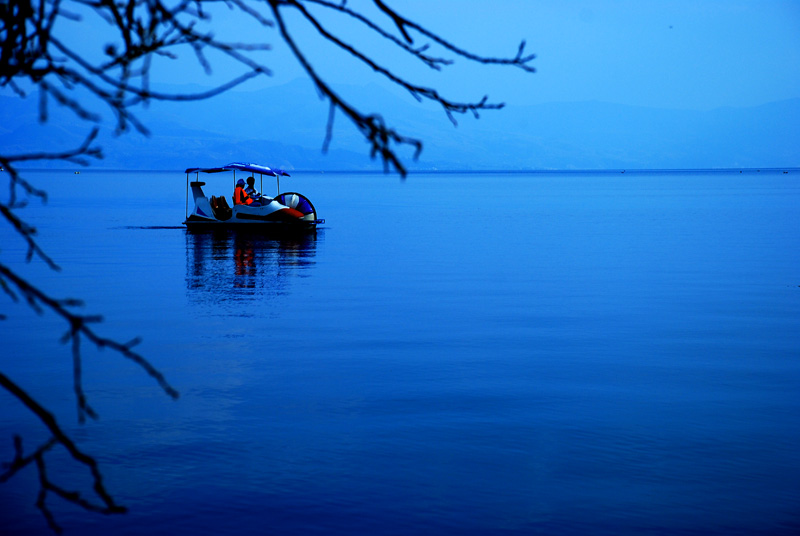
top-left (185, 162), bottom-right (290, 176)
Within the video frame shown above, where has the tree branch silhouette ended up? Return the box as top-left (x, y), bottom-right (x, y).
top-left (270, 0), bottom-right (536, 175)
top-left (1, 0), bottom-right (534, 531)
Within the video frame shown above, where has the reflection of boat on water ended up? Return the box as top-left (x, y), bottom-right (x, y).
top-left (185, 229), bottom-right (318, 302)
top-left (183, 162), bottom-right (324, 232)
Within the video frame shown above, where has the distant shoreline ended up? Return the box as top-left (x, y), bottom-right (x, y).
top-left (9, 167), bottom-right (800, 175)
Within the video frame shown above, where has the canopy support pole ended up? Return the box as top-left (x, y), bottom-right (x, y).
top-left (185, 172), bottom-right (189, 220)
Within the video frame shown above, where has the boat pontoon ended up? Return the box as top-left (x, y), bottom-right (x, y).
top-left (183, 162), bottom-right (324, 231)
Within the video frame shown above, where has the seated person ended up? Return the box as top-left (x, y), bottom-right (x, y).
top-left (244, 176), bottom-right (271, 204)
top-left (233, 178), bottom-right (261, 206)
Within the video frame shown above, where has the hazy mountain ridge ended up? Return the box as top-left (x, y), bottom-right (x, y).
top-left (2, 79), bottom-right (798, 170)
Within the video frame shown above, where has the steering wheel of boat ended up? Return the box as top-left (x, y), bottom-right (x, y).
top-left (275, 192), bottom-right (318, 221)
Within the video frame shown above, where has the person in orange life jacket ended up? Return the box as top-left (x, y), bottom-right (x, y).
top-left (233, 178), bottom-right (262, 206)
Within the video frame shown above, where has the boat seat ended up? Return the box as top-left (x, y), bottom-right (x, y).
top-left (209, 195), bottom-right (232, 221)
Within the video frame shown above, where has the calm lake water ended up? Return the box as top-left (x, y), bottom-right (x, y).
top-left (2, 169), bottom-right (799, 535)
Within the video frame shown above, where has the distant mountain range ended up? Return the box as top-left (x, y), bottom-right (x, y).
top-left (2, 78), bottom-right (798, 171)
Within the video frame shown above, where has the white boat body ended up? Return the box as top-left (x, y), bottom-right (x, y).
top-left (185, 182), bottom-right (317, 226)
top-left (182, 162), bottom-right (323, 231)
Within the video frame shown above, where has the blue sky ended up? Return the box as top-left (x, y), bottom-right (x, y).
top-left (132, 0), bottom-right (800, 111)
top-left (3, 0), bottom-right (799, 170)
top-left (9, 1), bottom-right (800, 112)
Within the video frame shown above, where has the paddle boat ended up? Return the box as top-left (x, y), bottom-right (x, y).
top-left (183, 162), bottom-right (324, 231)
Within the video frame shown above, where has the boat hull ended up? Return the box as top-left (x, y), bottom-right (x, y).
top-left (184, 214), bottom-right (323, 233)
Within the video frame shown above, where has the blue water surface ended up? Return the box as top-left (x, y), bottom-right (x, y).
top-left (1, 169), bottom-right (799, 535)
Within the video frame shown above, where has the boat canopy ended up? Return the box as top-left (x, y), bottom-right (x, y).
top-left (185, 162), bottom-right (291, 177)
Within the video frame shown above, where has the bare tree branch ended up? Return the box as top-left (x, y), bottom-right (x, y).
top-left (1, 1), bottom-right (534, 531)
top-left (369, 0), bottom-right (537, 72)
top-left (1, 373), bottom-right (128, 534)
top-left (0, 263), bottom-right (180, 404)
top-left (304, 0), bottom-right (453, 71)
top-left (270, 0), bottom-right (422, 175)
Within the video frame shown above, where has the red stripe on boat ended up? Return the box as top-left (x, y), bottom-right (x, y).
top-left (281, 208), bottom-right (305, 219)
